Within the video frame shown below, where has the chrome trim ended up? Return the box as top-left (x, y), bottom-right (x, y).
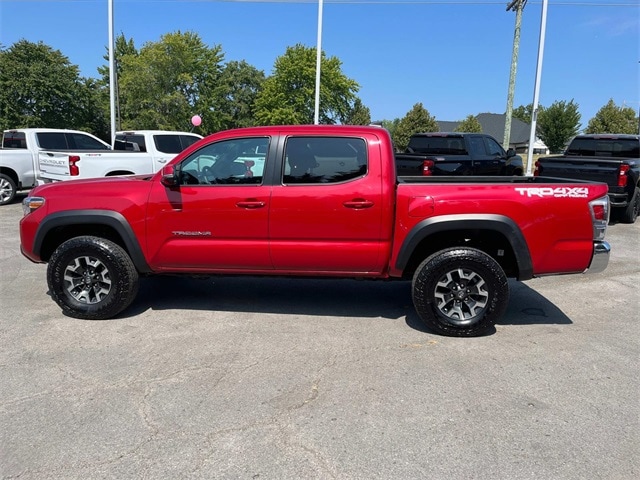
top-left (585, 241), bottom-right (610, 274)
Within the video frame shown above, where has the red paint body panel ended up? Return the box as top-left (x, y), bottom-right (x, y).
top-left (19, 125), bottom-right (608, 281)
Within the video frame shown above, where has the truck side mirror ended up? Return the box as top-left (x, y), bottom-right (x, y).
top-left (160, 164), bottom-right (179, 187)
top-left (506, 148), bottom-right (516, 158)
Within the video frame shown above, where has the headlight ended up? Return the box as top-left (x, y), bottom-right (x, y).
top-left (22, 196), bottom-right (45, 216)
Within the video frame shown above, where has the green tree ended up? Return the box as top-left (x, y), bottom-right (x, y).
top-left (455, 115), bottom-right (482, 133)
top-left (537, 100), bottom-right (580, 153)
top-left (216, 60), bottom-right (265, 130)
top-left (254, 44), bottom-right (359, 125)
top-left (512, 104), bottom-right (533, 124)
top-left (0, 40), bottom-right (104, 134)
top-left (392, 103), bottom-right (439, 151)
top-left (97, 33), bottom-right (138, 130)
top-left (585, 99), bottom-right (638, 134)
top-left (342, 98), bottom-right (371, 125)
top-left (116, 31), bottom-right (224, 133)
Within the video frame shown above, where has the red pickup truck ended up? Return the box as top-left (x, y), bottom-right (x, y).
top-left (20, 125), bottom-right (611, 336)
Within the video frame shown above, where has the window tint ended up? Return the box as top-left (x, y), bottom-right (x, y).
top-left (407, 136), bottom-right (467, 155)
top-left (69, 133), bottom-right (109, 150)
top-left (467, 136), bottom-right (486, 156)
top-left (37, 133), bottom-right (68, 149)
top-left (154, 134), bottom-right (199, 154)
top-left (484, 137), bottom-right (504, 156)
top-left (178, 137), bottom-right (268, 185)
top-left (566, 138), bottom-right (639, 158)
top-left (283, 137), bottom-right (367, 184)
top-left (115, 134), bottom-right (146, 152)
top-left (2, 132), bottom-right (26, 149)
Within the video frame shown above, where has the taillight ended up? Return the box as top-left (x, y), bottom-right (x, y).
top-left (533, 161), bottom-right (541, 177)
top-left (69, 155), bottom-right (80, 176)
top-left (422, 160), bottom-right (434, 176)
top-left (589, 196), bottom-right (609, 241)
top-left (617, 164), bottom-right (630, 187)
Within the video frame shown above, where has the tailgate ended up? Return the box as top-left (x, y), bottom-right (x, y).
top-left (538, 157), bottom-right (621, 186)
top-left (38, 151), bottom-right (72, 180)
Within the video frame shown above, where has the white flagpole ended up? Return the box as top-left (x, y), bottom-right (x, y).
top-left (526, 0), bottom-right (548, 176)
top-left (108, 0), bottom-right (116, 145)
top-left (314, 0), bottom-right (323, 125)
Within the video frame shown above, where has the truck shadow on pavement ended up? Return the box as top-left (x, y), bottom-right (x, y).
top-left (121, 276), bottom-right (572, 335)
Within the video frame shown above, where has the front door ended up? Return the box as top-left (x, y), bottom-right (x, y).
top-left (145, 136), bottom-right (272, 272)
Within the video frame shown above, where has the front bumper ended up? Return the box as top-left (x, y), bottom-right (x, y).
top-left (585, 241), bottom-right (610, 274)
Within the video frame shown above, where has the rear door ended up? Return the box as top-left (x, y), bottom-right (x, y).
top-left (472, 135), bottom-right (506, 175)
top-left (269, 134), bottom-right (388, 274)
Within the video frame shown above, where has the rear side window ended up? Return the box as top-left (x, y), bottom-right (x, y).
top-left (37, 133), bottom-right (68, 149)
top-left (36, 132), bottom-right (109, 150)
top-left (2, 131), bottom-right (26, 148)
top-left (154, 134), bottom-right (200, 154)
top-left (283, 137), bottom-right (367, 184)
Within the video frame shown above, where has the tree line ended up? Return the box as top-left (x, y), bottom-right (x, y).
top-left (1, 33), bottom-right (638, 153)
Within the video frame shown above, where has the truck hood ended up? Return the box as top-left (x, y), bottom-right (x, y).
top-left (30, 174), bottom-right (155, 214)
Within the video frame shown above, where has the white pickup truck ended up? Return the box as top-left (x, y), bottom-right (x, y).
top-left (0, 128), bottom-right (111, 205)
top-left (38, 130), bottom-right (202, 184)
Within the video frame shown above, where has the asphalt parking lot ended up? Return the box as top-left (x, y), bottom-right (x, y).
top-left (1, 194), bottom-right (638, 479)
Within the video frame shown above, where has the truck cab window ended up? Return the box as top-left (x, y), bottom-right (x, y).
top-left (485, 137), bottom-right (505, 156)
top-left (178, 137), bottom-right (268, 185)
top-left (283, 137), bottom-right (367, 184)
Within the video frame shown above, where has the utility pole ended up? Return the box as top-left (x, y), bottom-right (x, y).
top-left (503, 0), bottom-right (527, 151)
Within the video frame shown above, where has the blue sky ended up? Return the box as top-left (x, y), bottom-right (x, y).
top-left (1, 0), bottom-right (638, 129)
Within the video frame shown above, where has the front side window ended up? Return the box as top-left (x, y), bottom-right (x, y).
top-left (283, 137), bottom-right (367, 184)
top-left (178, 137), bottom-right (269, 185)
top-left (69, 133), bottom-right (110, 150)
top-left (485, 137), bottom-right (505, 156)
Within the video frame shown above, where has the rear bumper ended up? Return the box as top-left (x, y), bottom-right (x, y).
top-left (585, 241), bottom-right (610, 274)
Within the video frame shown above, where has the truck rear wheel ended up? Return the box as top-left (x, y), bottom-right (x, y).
top-left (0, 173), bottom-right (17, 205)
top-left (47, 236), bottom-right (139, 320)
top-left (620, 187), bottom-right (639, 224)
top-left (412, 247), bottom-right (509, 337)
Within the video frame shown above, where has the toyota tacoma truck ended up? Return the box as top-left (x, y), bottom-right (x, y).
top-left (20, 125), bottom-right (611, 337)
top-left (395, 132), bottom-right (524, 176)
top-left (0, 128), bottom-right (111, 205)
top-left (534, 134), bottom-right (639, 223)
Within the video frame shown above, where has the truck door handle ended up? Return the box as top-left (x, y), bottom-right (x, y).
top-left (343, 199), bottom-right (374, 209)
top-left (236, 200), bottom-right (265, 209)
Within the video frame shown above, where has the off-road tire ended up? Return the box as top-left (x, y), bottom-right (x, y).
top-left (47, 236), bottom-right (139, 320)
top-left (620, 187), bottom-right (639, 224)
top-left (0, 173), bottom-right (17, 206)
top-left (412, 247), bottom-right (509, 337)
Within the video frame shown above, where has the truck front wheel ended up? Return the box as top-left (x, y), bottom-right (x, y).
top-left (412, 247), bottom-right (509, 337)
top-left (47, 236), bottom-right (139, 320)
top-left (0, 173), bottom-right (17, 205)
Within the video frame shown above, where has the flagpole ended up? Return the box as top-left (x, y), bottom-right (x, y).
top-left (314, 0), bottom-right (323, 125)
top-left (108, 0), bottom-right (116, 144)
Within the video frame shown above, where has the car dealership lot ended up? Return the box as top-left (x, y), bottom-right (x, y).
top-left (1, 196), bottom-right (638, 479)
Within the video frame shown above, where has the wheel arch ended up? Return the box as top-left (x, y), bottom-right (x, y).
top-left (395, 214), bottom-right (533, 281)
top-left (33, 210), bottom-right (151, 273)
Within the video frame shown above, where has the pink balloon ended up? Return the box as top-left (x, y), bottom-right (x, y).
top-left (191, 115), bottom-right (202, 127)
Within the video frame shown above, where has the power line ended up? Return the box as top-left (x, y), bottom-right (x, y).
top-left (2, 0), bottom-right (638, 5)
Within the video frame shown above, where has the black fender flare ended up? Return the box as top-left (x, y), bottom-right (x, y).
top-left (395, 214), bottom-right (534, 280)
top-left (33, 210), bottom-right (152, 273)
